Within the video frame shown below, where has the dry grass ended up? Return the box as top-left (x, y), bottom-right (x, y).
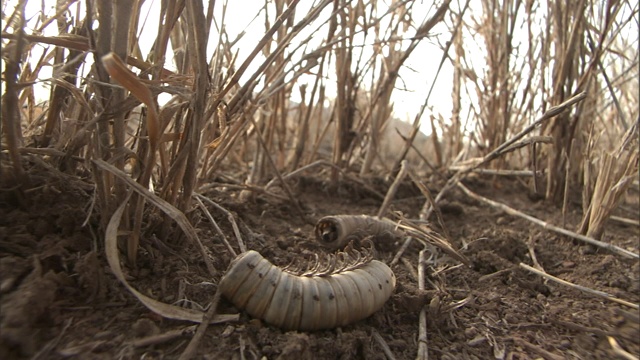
top-left (1, 2), bottom-right (639, 359)
top-left (1, 1), bottom-right (638, 261)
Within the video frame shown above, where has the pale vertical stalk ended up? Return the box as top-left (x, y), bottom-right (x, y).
top-left (416, 249), bottom-right (429, 360)
top-left (332, 1), bottom-right (355, 179)
top-left (179, 0), bottom-right (210, 210)
top-left (289, 84), bottom-right (313, 170)
top-left (451, 21), bottom-right (463, 160)
top-left (362, 0), bottom-right (451, 175)
top-left (543, 0), bottom-right (587, 203)
top-left (1, 0), bottom-right (28, 188)
top-left (112, 0), bottom-right (133, 205)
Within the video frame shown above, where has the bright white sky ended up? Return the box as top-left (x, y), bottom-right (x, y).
top-left (5, 0), bottom-right (457, 135)
top-left (140, 0), bottom-right (456, 128)
top-left (6, 1), bottom-right (636, 138)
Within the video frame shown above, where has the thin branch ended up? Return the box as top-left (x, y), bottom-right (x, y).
top-left (520, 263), bottom-right (638, 309)
top-left (457, 182), bottom-right (638, 259)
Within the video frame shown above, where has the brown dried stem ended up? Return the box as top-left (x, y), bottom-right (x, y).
top-left (457, 182), bottom-right (638, 259)
top-left (421, 92), bottom-right (587, 220)
top-left (520, 263), bottom-right (638, 310)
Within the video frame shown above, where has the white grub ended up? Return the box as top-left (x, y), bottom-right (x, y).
top-left (218, 250), bottom-right (396, 331)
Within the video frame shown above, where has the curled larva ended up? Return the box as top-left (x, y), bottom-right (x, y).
top-left (315, 215), bottom-right (403, 250)
top-left (218, 250), bottom-right (396, 331)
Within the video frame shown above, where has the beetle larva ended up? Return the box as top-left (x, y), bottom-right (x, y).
top-left (218, 250), bottom-right (395, 331)
top-left (315, 215), bottom-right (403, 250)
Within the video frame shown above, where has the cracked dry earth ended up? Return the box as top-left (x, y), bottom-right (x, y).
top-left (0, 164), bottom-right (638, 359)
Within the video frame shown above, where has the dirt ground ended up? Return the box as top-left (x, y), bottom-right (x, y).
top-left (1, 163), bottom-right (638, 360)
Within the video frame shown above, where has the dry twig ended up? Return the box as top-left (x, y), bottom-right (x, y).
top-left (195, 193), bottom-right (247, 254)
top-left (371, 328), bottom-right (397, 360)
top-left (520, 263), bottom-right (639, 310)
top-left (457, 182), bottom-right (638, 259)
top-left (417, 249), bottom-right (429, 360)
top-left (178, 290), bottom-right (223, 360)
top-left (421, 92), bottom-right (587, 219)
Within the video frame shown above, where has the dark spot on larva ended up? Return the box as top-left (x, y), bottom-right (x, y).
top-left (313, 294), bottom-right (320, 301)
top-left (328, 293), bottom-right (335, 300)
top-left (258, 272), bottom-right (264, 278)
top-left (247, 263), bottom-right (256, 270)
top-left (378, 283), bottom-right (383, 290)
top-left (292, 288), bottom-right (301, 299)
top-left (270, 280), bottom-right (277, 287)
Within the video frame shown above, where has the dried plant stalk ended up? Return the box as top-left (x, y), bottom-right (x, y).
top-left (577, 121), bottom-right (639, 239)
top-left (102, 52), bottom-right (161, 264)
top-left (2, 0), bottom-right (636, 282)
top-left (1, 0), bottom-right (28, 188)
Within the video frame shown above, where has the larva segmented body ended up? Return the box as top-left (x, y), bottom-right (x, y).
top-left (315, 215), bottom-right (402, 250)
top-left (218, 250), bottom-right (395, 331)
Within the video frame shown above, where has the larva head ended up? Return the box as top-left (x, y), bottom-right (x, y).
top-left (315, 215), bottom-right (381, 250)
top-left (315, 217), bottom-right (341, 249)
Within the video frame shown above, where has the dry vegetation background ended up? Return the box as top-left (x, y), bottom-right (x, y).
top-left (2, 0), bottom-right (638, 246)
top-left (1, 0), bottom-right (639, 359)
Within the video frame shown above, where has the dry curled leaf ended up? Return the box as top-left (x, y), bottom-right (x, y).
top-left (101, 52), bottom-right (160, 149)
